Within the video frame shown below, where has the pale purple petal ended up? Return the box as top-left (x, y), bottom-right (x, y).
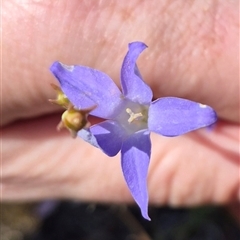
top-left (77, 128), bottom-right (100, 148)
top-left (77, 121), bottom-right (126, 156)
top-left (90, 120), bottom-right (127, 156)
top-left (50, 62), bottom-right (123, 119)
top-left (148, 97), bottom-right (218, 136)
top-left (121, 130), bottom-right (151, 220)
top-left (121, 42), bottom-right (153, 104)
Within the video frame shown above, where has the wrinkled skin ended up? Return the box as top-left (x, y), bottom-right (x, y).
top-left (2, 0), bottom-right (239, 217)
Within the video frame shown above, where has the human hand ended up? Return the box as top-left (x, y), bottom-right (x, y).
top-left (2, 0), bottom-right (239, 212)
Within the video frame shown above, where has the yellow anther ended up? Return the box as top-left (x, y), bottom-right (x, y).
top-left (126, 108), bottom-right (143, 123)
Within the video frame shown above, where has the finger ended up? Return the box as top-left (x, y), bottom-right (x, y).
top-left (2, 0), bottom-right (239, 126)
top-left (2, 115), bottom-right (239, 205)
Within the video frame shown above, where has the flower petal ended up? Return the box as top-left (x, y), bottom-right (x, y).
top-left (90, 120), bottom-right (128, 156)
top-left (121, 130), bottom-right (151, 220)
top-left (50, 62), bottom-right (123, 119)
top-left (121, 42), bottom-right (153, 104)
top-left (78, 120), bottom-right (127, 157)
top-left (77, 128), bottom-right (100, 148)
top-left (148, 97), bottom-right (218, 136)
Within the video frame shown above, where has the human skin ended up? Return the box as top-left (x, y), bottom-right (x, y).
top-left (2, 0), bottom-right (239, 213)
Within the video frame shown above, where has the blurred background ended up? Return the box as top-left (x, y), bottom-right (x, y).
top-left (1, 201), bottom-right (240, 240)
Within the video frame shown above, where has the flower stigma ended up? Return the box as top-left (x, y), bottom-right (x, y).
top-left (126, 108), bottom-right (143, 123)
top-left (115, 99), bottom-right (149, 135)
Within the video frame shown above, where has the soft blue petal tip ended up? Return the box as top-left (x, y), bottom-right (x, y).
top-left (142, 210), bottom-right (151, 221)
top-left (49, 61), bottom-right (60, 73)
top-left (128, 41), bottom-right (148, 51)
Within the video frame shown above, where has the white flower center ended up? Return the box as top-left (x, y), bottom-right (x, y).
top-left (115, 99), bottom-right (149, 135)
top-left (126, 108), bottom-right (143, 123)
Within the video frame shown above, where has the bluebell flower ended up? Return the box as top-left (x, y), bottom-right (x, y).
top-left (50, 42), bottom-right (217, 220)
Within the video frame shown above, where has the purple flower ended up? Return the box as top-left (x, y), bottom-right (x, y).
top-left (50, 42), bottom-right (217, 220)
